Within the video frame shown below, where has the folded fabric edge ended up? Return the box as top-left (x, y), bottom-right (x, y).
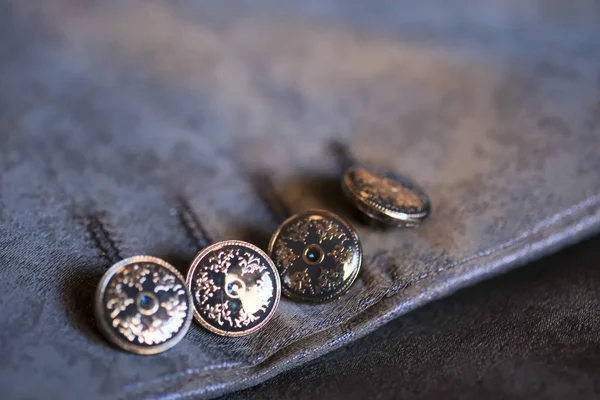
top-left (125, 194), bottom-right (600, 399)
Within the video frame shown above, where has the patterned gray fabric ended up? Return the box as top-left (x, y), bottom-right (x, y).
top-left (225, 235), bottom-right (600, 400)
top-left (1, 1), bottom-right (599, 399)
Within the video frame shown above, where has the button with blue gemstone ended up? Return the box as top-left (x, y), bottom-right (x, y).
top-left (94, 256), bottom-right (193, 355)
top-left (342, 165), bottom-right (431, 227)
top-left (186, 240), bottom-right (281, 337)
top-left (269, 209), bottom-right (362, 302)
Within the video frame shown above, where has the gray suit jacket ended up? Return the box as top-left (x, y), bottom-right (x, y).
top-left (1, 0), bottom-right (599, 399)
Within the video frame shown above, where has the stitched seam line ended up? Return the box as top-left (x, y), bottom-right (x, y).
top-left (174, 195), bottom-right (213, 250)
top-left (76, 210), bottom-right (121, 265)
top-left (329, 140), bottom-right (357, 173)
top-left (249, 172), bottom-right (291, 225)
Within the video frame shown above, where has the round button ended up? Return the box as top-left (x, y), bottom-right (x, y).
top-left (186, 240), bottom-right (281, 337)
top-left (94, 256), bottom-right (193, 355)
top-left (269, 209), bottom-right (362, 302)
top-left (342, 165), bottom-right (430, 227)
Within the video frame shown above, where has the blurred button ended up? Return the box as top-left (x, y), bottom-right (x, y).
top-left (342, 165), bottom-right (430, 227)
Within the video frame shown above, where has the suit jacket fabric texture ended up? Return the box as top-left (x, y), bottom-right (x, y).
top-left (0, 1), bottom-right (599, 399)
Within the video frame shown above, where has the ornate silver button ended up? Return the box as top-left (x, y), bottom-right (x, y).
top-left (186, 240), bottom-right (281, 337)
top-left (342, 166), bottom-right (431, 227)
top-left (95, 256), bottom-right (193, 355)
top-left (269, 209), bottom-right (362, 302)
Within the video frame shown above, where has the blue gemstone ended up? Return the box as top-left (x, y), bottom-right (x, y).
top-left (227, 282), bottom-right (241, 296)
top-left (139, 295), bottom-right (154, 310)
top-left (306, 248), bottom-right (321, 262)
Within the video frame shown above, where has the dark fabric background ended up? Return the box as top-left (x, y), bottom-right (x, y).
top-left (0, 1), bottom-right (599, 399)
top-left (226, 235), bottom-right (600, 400)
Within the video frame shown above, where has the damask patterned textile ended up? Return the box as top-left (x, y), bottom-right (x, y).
top-left (226, 236), bottom-right (600, 400)
top-left (1, 1), bottom-right (599, 399)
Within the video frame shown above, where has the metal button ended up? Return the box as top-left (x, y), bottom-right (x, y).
top-left (186, 240), bottom-right (281, 337)
top-left (95, 256), bottom-right (193, 355)
top-left (269, 209), bottom-right (362, 302)
top-left (342, 165), bottom-right (431, 227)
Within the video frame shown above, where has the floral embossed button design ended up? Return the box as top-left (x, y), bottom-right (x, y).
top-left (186, 241), bottom-right (281, 337)
top-left (95, 256), bottom-right (193, 355)
top-left (269, 209), bottom-right (362, 302)
top-left (342, 166), bottom-right (431, 227)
